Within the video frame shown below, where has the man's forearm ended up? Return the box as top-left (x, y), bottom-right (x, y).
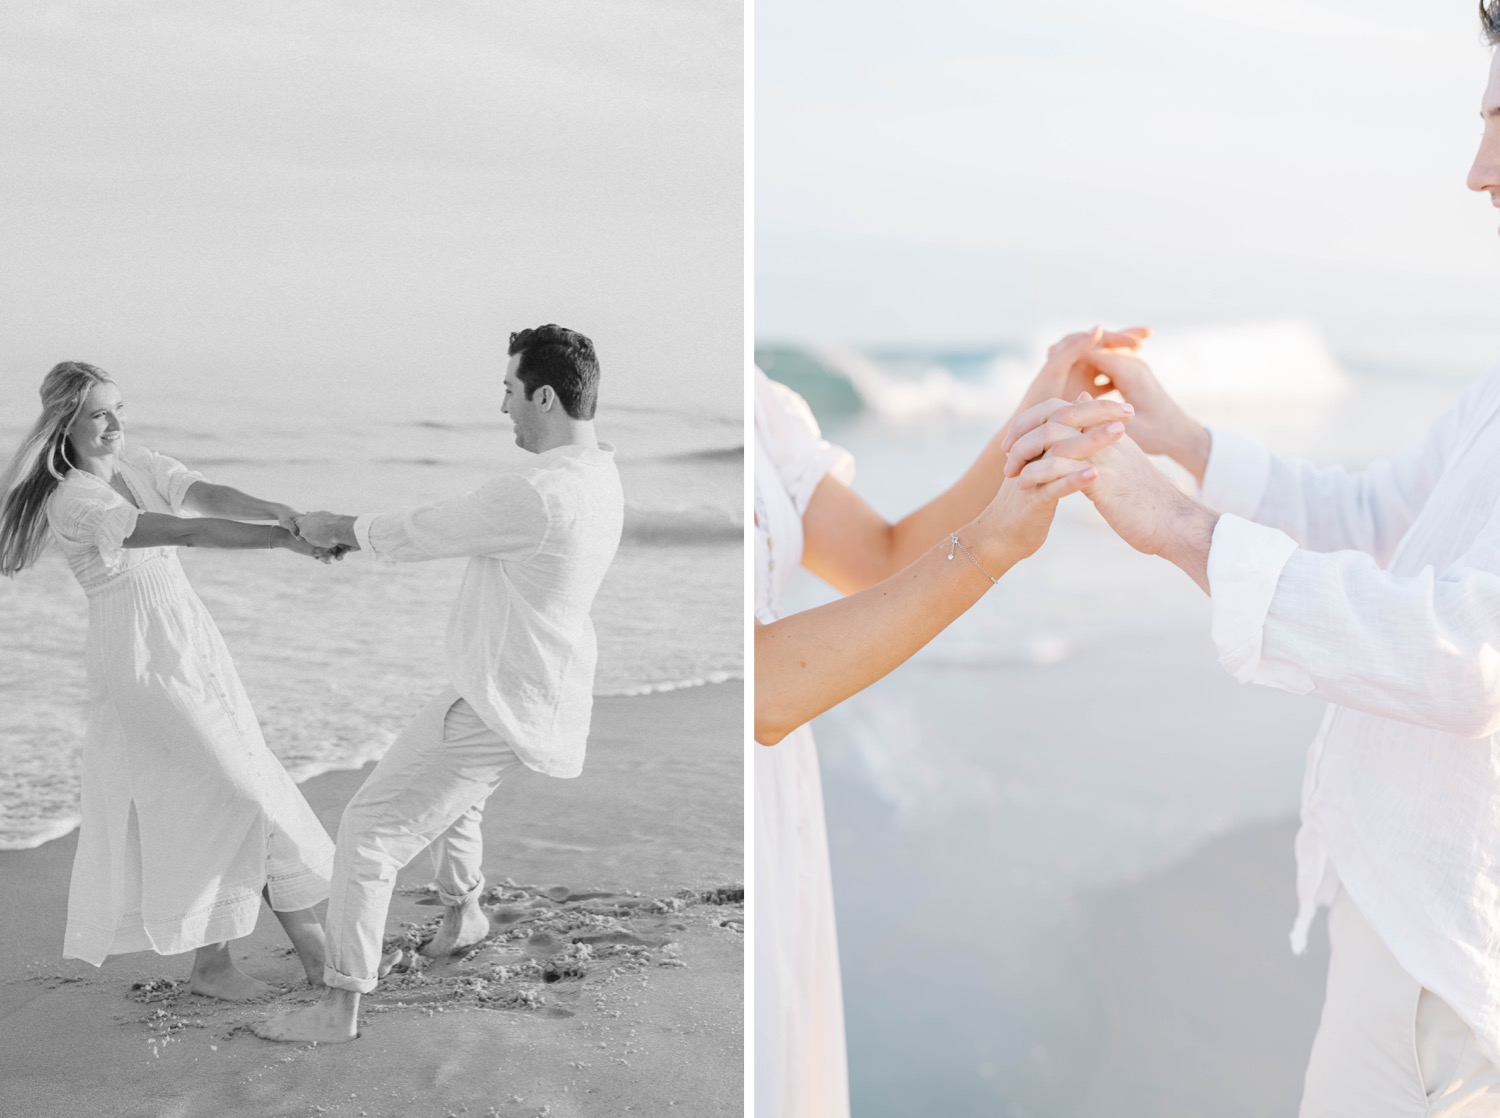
top-left (1157, 497), bottom-right (1220, 593)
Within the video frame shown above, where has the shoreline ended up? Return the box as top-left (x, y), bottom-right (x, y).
top-left (0, 681), bottom-right (743, 1118)
top-left (0, 676), bottom-right (744, 853)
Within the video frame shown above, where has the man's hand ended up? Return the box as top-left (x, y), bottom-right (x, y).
top-left (1001, 395), bottom-right (1134, 477)
top-left (967, 397), bottom-right (1135, 567)
top-left (1002, 396), bottom-right (1217, 590)
top-left (1075, 349), bottom-right (1211, 482)
top-left (1011, 325), bottom-right (1151, 418)
top-left (274, 505), bottom-right (303, 535)
top-left (294, 511), bottom-right (359, 551)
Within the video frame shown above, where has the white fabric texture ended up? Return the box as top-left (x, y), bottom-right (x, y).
top-left (324, 688), bottom-right (523, 992)
top-left (45, 445), bottom-right (333, 964)
top-left (1300, 891), bottom-right (1500, 1116)
top-left (351, 443), bottom-right (623, 778)
top-left (1200, 363), bottom-right (1500, 1064)
top-left (754, 369), bottom-right (853, 1118)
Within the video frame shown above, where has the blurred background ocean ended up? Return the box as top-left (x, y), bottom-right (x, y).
top-left (759, 0), bottom-right (1500, 1114)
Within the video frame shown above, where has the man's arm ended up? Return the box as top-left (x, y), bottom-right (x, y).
top-left (1074, 348), bottom-right (1479, 563)
top-left (1026, 428), bottom-right (1500, 738)
top-left (296, 476), bottom-right (546, 563)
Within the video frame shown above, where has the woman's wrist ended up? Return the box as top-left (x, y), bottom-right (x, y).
top-left (956, 517), bottom-right (1021, 580)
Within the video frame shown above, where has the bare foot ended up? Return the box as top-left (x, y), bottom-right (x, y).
top-left (379, 948), bottom-right (403, 977)
top-left (253, 988), bottom-right (360, 1044)
top-left (188, 947), bottom-right (277, 1002)
top-left (419, 898), bottom-right (492, 958)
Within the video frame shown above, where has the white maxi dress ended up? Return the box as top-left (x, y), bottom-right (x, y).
top-left (45, 444), bottom-right (334, 965)
top-left (753, 370), bottom-right (854, 1118)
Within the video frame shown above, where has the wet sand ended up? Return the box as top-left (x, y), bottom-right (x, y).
top-left (0, 682), bottom-right (743, 1118)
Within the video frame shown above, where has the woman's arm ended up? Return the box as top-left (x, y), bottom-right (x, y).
top-left (181, 481), bottom-right (299, 529)
top-left (755, 406), bottom-right (1126, 745)
top-left (802, 335), bottom-right (1140, 594)
top-left (126, 512), bottom-right (323, 557)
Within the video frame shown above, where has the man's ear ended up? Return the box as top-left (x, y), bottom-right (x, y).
top-left (536, 385), bottom-right (556, 412)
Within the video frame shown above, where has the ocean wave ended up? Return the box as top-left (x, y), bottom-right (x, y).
top-left (650, 445), bottom-right (744, 464)
top-left (756, 317), bottom-right (1350, 420)
top-left (0, 813), bottom-right (82, 853)
top-left (598, 670), bottom-right (742, 697)
top-left (622, 502), bottom-right (741, 546)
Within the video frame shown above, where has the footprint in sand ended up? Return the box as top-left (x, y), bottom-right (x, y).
top-left (525, 931), bottom-right (566, 956)
top-left (488, 904), bottom-right (533, 927)
top-left (570, 930), bottom-right (658, 948)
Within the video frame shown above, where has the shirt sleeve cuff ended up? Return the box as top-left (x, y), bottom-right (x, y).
top-left (1199, 427), bottom-right (1272, 520)
top-left (1208, 514), bottom-right (1304, 687)
top-left (352, 513), bottom-right (383, 561)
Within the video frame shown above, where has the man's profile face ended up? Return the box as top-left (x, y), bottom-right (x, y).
top-left (502, 355), bottom-right (545, 453)
top-left (1469, 49), bottom-right (1500, 231)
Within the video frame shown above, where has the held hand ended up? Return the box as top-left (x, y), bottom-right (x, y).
top-left (274, 506), bottom-right (303, 536)
top-left (1075, 349), bottom-right (1210, 478)
top-left (279, 530), bottom-right (346, 564)
top-left (294, 511), bottom-right (353, 549)
top-left (966, 416), bottom-right (1131, 565)
top-left (1001, 395), bottom-right (1136, 477)
top-left (1011, 325), bottom-right (1151, 418)
top-left (1075, 435), bottom-right (1213, 559)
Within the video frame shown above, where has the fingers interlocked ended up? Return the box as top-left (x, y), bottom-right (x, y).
top-left (1003, 396), bottom-right (1134, 488)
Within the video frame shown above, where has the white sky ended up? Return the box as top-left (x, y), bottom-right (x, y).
top-left (758, 0), bottom-right (1500, 374)
top-left (0, 1), bottom-right (742, 418)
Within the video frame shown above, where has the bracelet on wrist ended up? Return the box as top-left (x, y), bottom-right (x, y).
top-left (948, 533), bottom-right (1000, 584)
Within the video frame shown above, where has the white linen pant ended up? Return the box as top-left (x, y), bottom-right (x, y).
top-left (324, 688), bottom-right (525, 993)
top-left (1300, 890), bottom-right (1500, 1116)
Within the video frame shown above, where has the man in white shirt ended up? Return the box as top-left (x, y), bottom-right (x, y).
top-left (1002, 17), bottom-right (1500, 1112)
top-left (254, 324), bottom-right (624, 1044)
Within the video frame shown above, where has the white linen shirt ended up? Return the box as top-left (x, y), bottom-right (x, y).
top-left (1200, 364), bottom-right (1500, 1062)
top-left (352, 443), bottom-right (623, 778)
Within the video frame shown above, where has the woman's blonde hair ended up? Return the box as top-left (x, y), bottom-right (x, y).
top-left (0, 362), bottom-right (115, 576)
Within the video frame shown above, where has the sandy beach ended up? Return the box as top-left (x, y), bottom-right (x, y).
top-left (0, 682), bottom-right (743, 1118)
top-left (817, 625), bottom-right (1331, 1117)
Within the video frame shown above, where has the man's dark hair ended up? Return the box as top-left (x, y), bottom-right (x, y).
top-left (1486, 1), bottom-right (1500, 46)
top-left (507, 324), bottom-right (600, 420)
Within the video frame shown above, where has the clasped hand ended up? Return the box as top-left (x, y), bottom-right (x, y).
top-left (278, 508), bottom-right (350, 563)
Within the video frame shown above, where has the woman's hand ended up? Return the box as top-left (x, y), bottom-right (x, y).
top-left (1011, 325), bottom-right (1151, 419)
top-left (274, 505), bottom-right (303, 534)
top-left (1074, 349), bottom-right (1210, 481)
top-left (969, 396), bottom-right (1135, 564)
top-left (277, 527), bottom-right (343, 563)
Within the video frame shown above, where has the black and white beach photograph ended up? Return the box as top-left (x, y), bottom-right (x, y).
top-left (0, 3), bottom-right (743, 1116)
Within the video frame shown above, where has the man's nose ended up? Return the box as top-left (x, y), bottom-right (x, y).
top-left (1468, 133), bottom-right (1500, 194)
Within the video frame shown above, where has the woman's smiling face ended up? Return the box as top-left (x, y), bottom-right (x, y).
top-left (66, 380), bottom-right (125, 463)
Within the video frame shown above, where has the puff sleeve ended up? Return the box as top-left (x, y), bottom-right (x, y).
top-left (754, 369), bottom-right (855, 514)
top-left (47, 490), bottom-right (141, 569)
top-left (132, 447), bottom-right (207, 513)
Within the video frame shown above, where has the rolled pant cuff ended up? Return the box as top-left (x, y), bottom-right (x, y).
top-left (436, 874), bottom-right (486, 908)
top-left (323, 964), bottom-right (378, 995)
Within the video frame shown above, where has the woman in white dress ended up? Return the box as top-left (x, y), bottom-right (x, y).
top-left (0, 361), bottom-right (339, 1001)
top-left (753, 329), bottom-right (1143, 1117)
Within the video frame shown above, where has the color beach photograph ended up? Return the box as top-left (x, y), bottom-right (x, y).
top-left (756, 2), bottom-right (1500, 1116)
top-left (0, 4), bottom-right (743, 1117)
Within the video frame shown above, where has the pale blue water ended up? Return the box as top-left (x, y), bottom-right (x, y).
top-left (0, 387), bottom-right (741, 850)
